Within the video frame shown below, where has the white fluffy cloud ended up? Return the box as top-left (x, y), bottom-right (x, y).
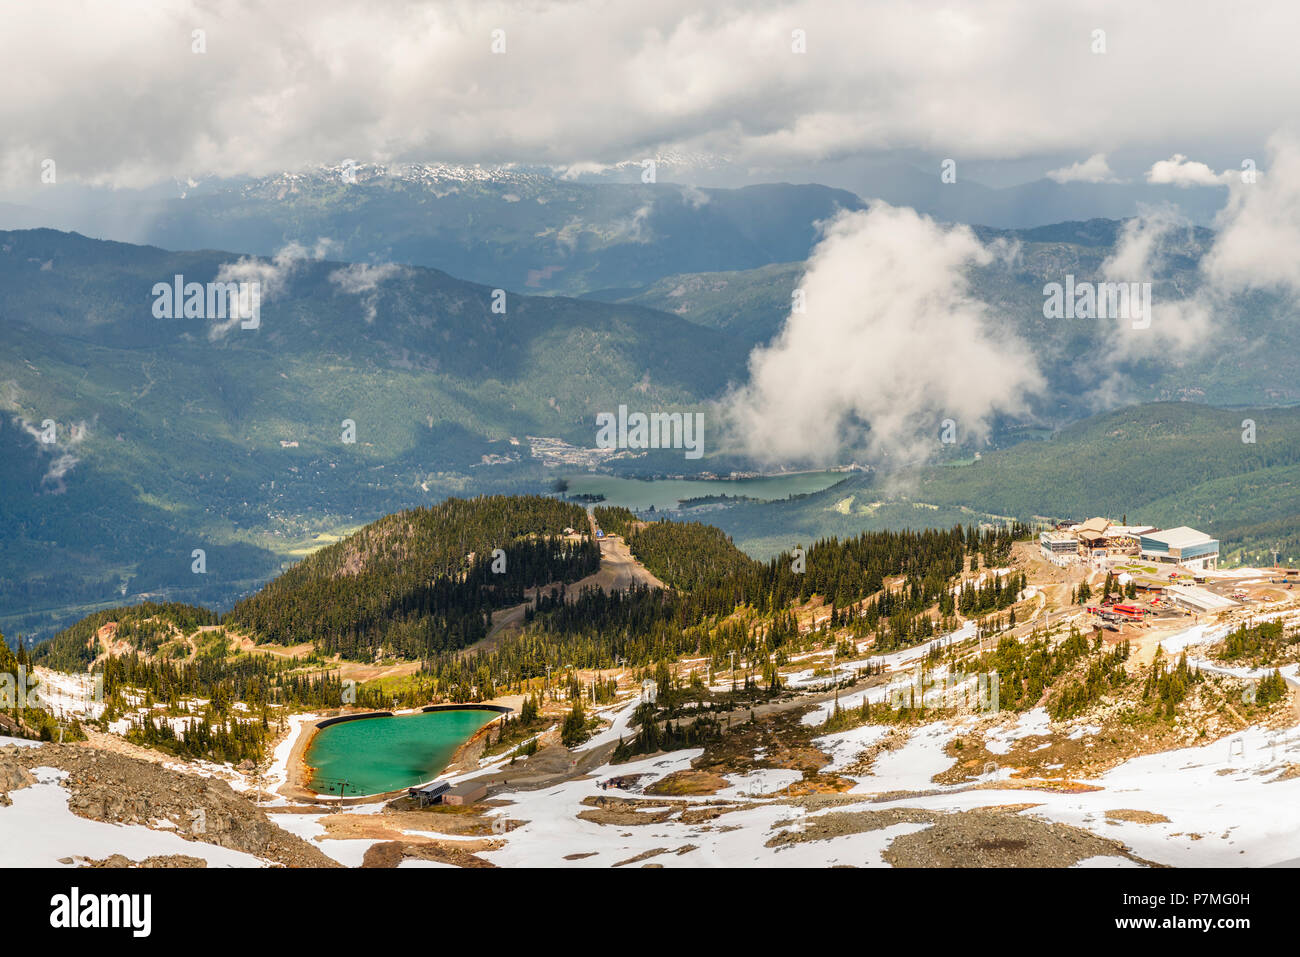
top-left (1201, 131), bottom-right (1300, 296)
top-left (209, 240), bottom-right (334, 339)
top-left (328, 261), bottom-right (405, 323)
top-left (3, 1), bottom-right (1300, 187)
top-left (1047, 153), bottom-right (1118, 184)
top-left (722, 204), bottom-right (1042, 465)
top-left (1101, 210), bottom-right (1211, 354)
top-left (1145, 154), bottom-right (1233, 188)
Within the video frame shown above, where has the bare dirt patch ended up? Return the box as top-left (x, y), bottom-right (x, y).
top-left (879, 808), bottom-right (1156, 868)
top-left (577, 795), bottom-right (682, 826)
top-left (784, 772), bottom-right (857, 796)
top-left (613, 847), bottom-right (670, 867)
top-left (767, 807), bottom-right (935, 847)
top-left (360, 840), bottom-right (499, 868)
top-left (679, 804), bottom-right (747, 825)
top-left (81, 854), bottom-right (209, 868)
top-left (645, 769), bottom-right (728, 796)
top-left (376, 803), bottom-right (498, 836)
top-left (1105, 809), bottom-right (1171, 825)
top-left (696, 709), bottom-right (829, 778)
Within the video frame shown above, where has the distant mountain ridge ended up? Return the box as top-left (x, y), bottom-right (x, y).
top-left (3, 175), bottom-right (868, 296)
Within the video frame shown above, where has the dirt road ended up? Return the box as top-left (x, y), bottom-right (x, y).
top-left (467, 524), bottom-right (667, 655)
top-left (578, 533), bottom-right (667, 592)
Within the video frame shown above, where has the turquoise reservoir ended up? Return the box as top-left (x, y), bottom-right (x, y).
top-left (304, 709), bottom-right (498, 796)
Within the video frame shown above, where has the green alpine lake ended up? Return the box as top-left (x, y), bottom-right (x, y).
top-left (561, 470), bottom-right (848, 511)
top-left (304, 709), bottom-right (499, 796)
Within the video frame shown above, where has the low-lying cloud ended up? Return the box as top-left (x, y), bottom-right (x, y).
top-left (722, 204), bottom-right (1042, 466)
top-left (328, 261), bottom-right (405, 323)
top-left (11, 414), bottom-right (91, 493)
top-left (1105, 131), bottom-right (1300, 357)
top-left (210, 239), bottom-right (334, 339)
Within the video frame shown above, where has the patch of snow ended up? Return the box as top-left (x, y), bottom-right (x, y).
top-left (573, 696), bottom-right (641, 752)
top-left (0, 770), bottom-right (266, 867)
top-left (716, 768), bottom-right (804, 799)
top-left (814, 724), bottom-right (893, 771)
top-left (985, 708), bottom-right (1052, 754)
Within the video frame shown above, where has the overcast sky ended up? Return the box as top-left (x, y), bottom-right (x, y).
top-left (2, 0), bottom-right (1297, 191)
top-left (6, 1), bottom-right (1299, 466)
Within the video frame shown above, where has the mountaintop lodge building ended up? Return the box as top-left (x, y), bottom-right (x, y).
top-left (1073, 517), bottom-right (1109, 558)
top-left (1138, 526), bottom-right (1221, 571)
top-left (1040, 518), bottom-right (1217, 570)
top-left (1039, 530), bottom-right (1080, 565)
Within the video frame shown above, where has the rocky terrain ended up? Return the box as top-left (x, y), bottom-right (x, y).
top-left (0, 742), bottom-right (336, 867)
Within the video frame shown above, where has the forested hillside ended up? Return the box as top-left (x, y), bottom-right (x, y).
top-left (592, 506), bottom-right (637, 538)
top-left (911, 403), bottom-right (1300, 520)
top-left (427, 519), bottom-right (1032, 695)
top-left (624, 520), bottom-right (760, 590)
top-left (224, 496), bottom-right (597, 658)
top-left (33, 602), bottom-right (218, 672)
top-left (33, 498), bottom-right (1035, 707)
